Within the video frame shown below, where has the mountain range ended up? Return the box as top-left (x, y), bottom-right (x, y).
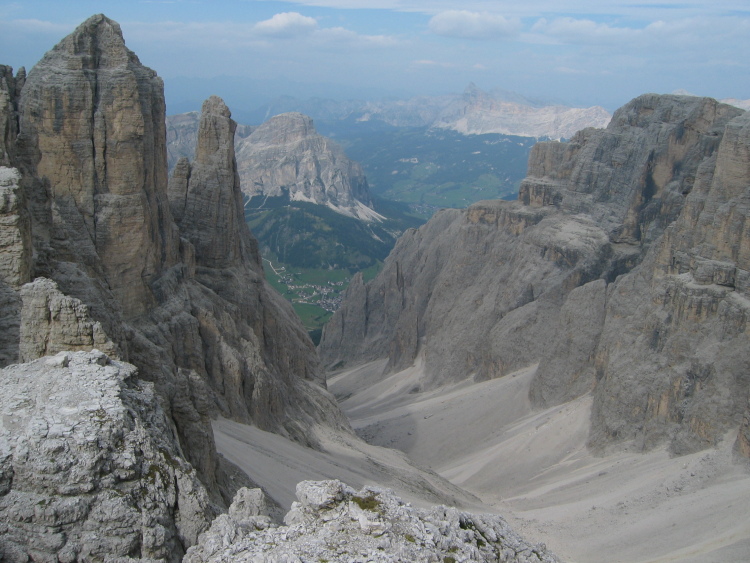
top-left (0, 15), bottom-right (473, 560)
top-left (250, 83), bottom-right (612, 140)
top-left (2, 12), bottom-right (750, 563)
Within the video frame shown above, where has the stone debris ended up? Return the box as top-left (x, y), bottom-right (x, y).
top-left (186, 480), bottom-right (559, 563)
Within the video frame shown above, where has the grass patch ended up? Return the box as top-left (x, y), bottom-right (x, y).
top-left (351, 493), bottom-right (380, 512)
top-left (293, 303), bottom-right (332, 331)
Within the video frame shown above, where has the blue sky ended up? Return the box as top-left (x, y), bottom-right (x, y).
top-left (1, 0), bottom-right (748, 115)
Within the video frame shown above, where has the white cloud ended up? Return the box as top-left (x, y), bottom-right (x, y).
top-left (253, 12), bottom-right (318, 37)
top-left (429, 10), bottom-right (520, 39)
top-left (530, 14), bottom-right (750, 53)
top-left (315, 26), bottom-right (399, 47)
top-left (244, 0), bottom-right (750, 19)
top-left (124, 14), bottom-right (399, 51)
top-left (412, 59), bottom-right (455, 68)
top-left (531, 17), bottom-right (638, 44)
top-left (1, 18), bottom-right (73, 34)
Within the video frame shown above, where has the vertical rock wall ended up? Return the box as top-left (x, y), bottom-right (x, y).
top-left (321, 94), bottom-right (750, 456)
top-left (17, 15), bottom-right (179, 318)
top-left (589, 110), bottom-right (750, 454)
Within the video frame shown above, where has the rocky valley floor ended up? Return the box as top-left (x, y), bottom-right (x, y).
top-left (329, 360), bottom-right (750, 563)
top-left (215, 358), bottom-right (750, 563)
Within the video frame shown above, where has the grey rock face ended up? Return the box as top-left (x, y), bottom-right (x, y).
top-left (169, 96), bottom-right (254, 270)
top-left (0, 351), bottom-right (215, 562)
top-left (0, 66), bottom-right (23, 167)
top-left (19, 277), bottom-right (119, 361)
top-left (0, 166), bottom-right (31, 366)
top-left (321, 94), bottom-right (750, 456)
top-left (166, 112), bottom-right (253, 173)
top-left (589, 109), bottom-right (750, 455)
top-left (236, 112), bottom-right (380, 221)
top-left (185, 480), bottom-right (560, 563)
top-left (0, 167), bottom-right (30, 289)
top-left (17, 14), bottom-right (180, 318)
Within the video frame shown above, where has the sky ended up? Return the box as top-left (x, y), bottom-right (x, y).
top-left (1, 0), bottom-right (749, 117)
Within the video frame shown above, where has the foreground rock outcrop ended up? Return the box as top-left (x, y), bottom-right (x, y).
top-left (0, 13), bottom-right (349, 553)
top-left (321, 94), bottom-right (750, 457)
top-left (0, 351), bottom-right (214, 562)
top-left (185, 480), bottom-right (559, 563)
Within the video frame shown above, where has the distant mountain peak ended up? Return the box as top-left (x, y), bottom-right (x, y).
top-left (248, 88), bottom-right (611, 140)
top-left (236, 112), bottom-right (382, 222)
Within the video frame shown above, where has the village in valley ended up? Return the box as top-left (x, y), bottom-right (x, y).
top-left (264, 259), bottom-right (348, 314)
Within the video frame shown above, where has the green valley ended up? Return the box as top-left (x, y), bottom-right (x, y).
top-left (318, 122), bottom-right (537, 218)
top-left (246, 195), bottom-right (422, 342)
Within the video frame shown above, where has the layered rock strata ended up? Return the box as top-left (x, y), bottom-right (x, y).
top-left (321, 94), bottom-right (750, 456)
top-left (185, 480), bottom-right (559, 563)
top-left (235, 112), bottom-right (381, 221)
top-left (0, 11), bottom-right (347, 535)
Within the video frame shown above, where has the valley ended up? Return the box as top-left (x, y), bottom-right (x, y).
top-left (245, 195), bottom-right (421, 338)
top-left (328, 360), bottom-right (750, 563)
top-left (2, 10), bottom-right (749, 563)
top-left (261, 256), bottom-right (380, 342)
top-left (317, 122), bottom-right (537, 218)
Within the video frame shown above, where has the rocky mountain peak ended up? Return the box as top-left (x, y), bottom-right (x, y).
top-left (202, 94), bottom-right (232, 118)
top-left (237, 111), bottom-right (381, 222)
top-left (251, 111), bottom-right (316, 145)
top-left (18, 10), bottom-right (177, 318)
top-left (169, 93), bottom-right (256, 270)
top-left (49, 14), bottom-right (135, 69)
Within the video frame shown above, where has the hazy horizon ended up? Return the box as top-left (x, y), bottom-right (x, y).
top-left (1, 1), bottom-right (748, 116)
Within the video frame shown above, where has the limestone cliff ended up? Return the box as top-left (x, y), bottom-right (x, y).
top-left (588, 109), bottom-right (750, 454)
top-left (320, 94), bottom-right (750, 457)
top-left (0, 12), bottom-right (348, 540)
top-left (236, 112), bottom-right (382, 221)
